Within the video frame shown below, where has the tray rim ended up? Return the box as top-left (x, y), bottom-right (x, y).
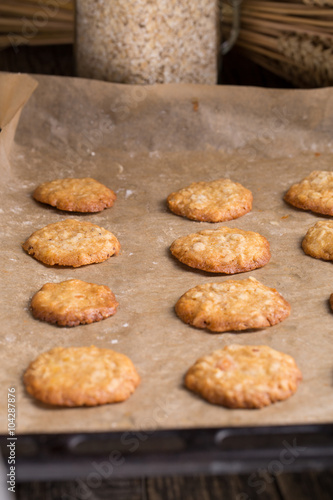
top-left (2, 422), bottom-right (333, 481)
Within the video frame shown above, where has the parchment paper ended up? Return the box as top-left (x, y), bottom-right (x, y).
top-left (1, 73), bottom-right (333, 435)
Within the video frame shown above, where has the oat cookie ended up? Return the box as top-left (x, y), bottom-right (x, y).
top-left (329, 292), bottom-right (333, 311)
top-left (175, 277), bottom-right (290, 332)
top-left (170, 226), bottom-right (270, 273)
top-left (284, 170), bottom-right (333, 215)
top-left (185, 344), bottom-right (302, 409)
top-left (31, 279), bottom-right (118, 326)
top-left (302, 220), bottom-right (333, 260)
top-left (24, 346), bottom-right (140, 406)
top-left (22, 219), bottom-right (120, 267)
top-left (167, 178), bottom-right (253, 222)
top-left (33, 177), bottom-right (116, 212)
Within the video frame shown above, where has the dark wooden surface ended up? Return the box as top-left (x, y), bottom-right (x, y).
top-left (2, 43), bottom-right (331, 499)
top-left (14, 469), bottom-right (333, 500)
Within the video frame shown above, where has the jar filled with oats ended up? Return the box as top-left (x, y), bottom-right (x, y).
top-left (75, 0), bottom-right (220, 84)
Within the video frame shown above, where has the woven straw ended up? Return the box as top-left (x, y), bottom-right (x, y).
top-left (0, 0), bottom-right (74, 49)
top-left (303, 0), bottom-right (333, 6)
top-left (278, 33), bottom-right (333, 86)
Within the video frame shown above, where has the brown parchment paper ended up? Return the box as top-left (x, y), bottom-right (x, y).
top-left (1, 73), bottom-right (333, 435)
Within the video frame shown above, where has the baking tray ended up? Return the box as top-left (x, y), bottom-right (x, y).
top-left (1, 74), bottom-right (333, 480)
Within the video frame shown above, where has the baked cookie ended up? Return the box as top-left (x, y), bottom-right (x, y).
top-left (24, 346), bottom-right (140, 406)
top-left (329, 292), bottom-right (333, 311)
top-left (185, 344), bottom-right (302, 409)
top-left (22, 219), bottom-right (120, 267)
top-left (31, 279), bottom-right (118, 327)
top-left (170, 226), bottom-right (270, 273)
top-left (33, 177), bottom-right (116, 212)
top-left (175, 277), bottom-right (290, 332)
top-left (302, 220), bottom-right (333, 260)
top-left (167, 178), bottom-right (253, 222)
top-left (284, 170), bottom-right (333, 215)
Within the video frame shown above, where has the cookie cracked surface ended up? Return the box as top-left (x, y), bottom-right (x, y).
top-left (24, 346), bottom-right (140, 406)
top-left (185, 344), bottom-right (302, 409)
top-left (167, 178), bottom-right (252, 222)
top-left (302, 220), bottom-right (333, 260)
top-left (175, 277), bottom-right (290, 332)
top-left (31, 279), bottom-right (119, 327)
top-left (284, 170), bottom-right (333, 215)
top-left (33, 177), bottom-right (116, 212)
top-left (170, 226), bottom-right (270, 273)
top-left (22, 219), bottom-right (120, 267)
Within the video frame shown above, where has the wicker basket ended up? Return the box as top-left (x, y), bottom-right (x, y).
top-left (222, 0), bottom-right (333, 87)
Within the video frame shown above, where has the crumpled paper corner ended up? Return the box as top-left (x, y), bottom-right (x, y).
top-left (0, 73), bottom-right (38, 180)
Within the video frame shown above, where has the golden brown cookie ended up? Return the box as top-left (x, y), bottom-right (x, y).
top-left (284, 170), bottom-right (333, 215)
top-left (302, 220), bottom-right (333, 260)
top-left (24, 345), bottom-right (140, 406)
top-left (167, 178), bottom-right (253, 222)
top-left (33, 177), bottom-right (116, 212)
top-left (170, 226), bottom-right (270, 273)
top-left (329, 292), bottom-right (333, 311)
top-left (22, 219), bottom-right (120, 267)
top-left (185, 344), bottom-right (302, 409)
top-left (31, 279), bottom-right (119, 327)
top-left (175, 277), bottom-right (290, 332)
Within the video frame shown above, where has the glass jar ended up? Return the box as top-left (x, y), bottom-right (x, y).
top-left (76, 0), bottom-right (220, 84)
